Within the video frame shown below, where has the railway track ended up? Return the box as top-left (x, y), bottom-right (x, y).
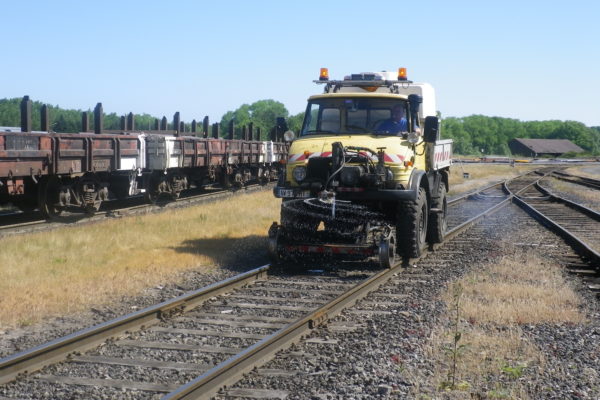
top-left (551, 170), bottom-right (600, 190)
top-left (0, 183), bottom-right (272, 238)
top-left (511, 180), bottom-right (600, 277)
top-left (1, 169), bottom-right (596, 399)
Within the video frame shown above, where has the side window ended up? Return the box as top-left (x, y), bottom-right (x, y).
top-left (304, 104), bottom-right (319, 132)
top-left (319, 108), bottom-right (340, 132)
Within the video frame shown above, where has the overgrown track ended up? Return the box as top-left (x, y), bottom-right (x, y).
top-left (551, 170), bottom-right (600, 190)
top-left (1, 169), bottom-right (593, 399)
top-left (0, 183), bottom-right (271, 238)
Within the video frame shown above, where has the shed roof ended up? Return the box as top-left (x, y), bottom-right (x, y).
top-left (511, 138), bottom-right (584, 154)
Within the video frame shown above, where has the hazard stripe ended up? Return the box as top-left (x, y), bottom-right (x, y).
top-left (384, 154), bottom-right (405, 163)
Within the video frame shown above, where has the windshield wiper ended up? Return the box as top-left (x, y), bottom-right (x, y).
top-left (303, 130), bottom-right (338, 135)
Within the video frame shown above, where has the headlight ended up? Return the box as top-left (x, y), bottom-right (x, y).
top-left (292, 166), bottom-right (307, 183)
top-left (283, 130), bottom-right (295, 142)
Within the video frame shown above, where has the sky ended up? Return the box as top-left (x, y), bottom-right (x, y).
top-left (2, 0), bottom-right (599, 127)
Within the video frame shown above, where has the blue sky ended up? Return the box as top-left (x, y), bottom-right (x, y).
top-left (2, 0), bottom-right (599, 126)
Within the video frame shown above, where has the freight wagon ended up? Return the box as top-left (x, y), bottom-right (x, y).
top-left (0, 96), bottom-right (287, 218)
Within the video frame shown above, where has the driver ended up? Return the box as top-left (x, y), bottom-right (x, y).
top-left (376, 105), bottom-right (407, 134)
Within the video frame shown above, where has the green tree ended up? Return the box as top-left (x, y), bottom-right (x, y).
top-left (220, 99), bottom-right (288, 140)
top-left (287, 111), bottom-right (305, 134)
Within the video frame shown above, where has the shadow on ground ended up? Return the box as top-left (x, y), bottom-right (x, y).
top-left (171, 235), bottom-right (270, 273)
top-left (173, 234), bottom-right (389, 279)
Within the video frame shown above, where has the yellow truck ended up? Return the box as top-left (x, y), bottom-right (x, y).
top-left (269, 68), bottom-right (452, 267)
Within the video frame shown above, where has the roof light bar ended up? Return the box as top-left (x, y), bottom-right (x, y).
top-left (319, 68), bottom-right (329, 81)
top-left (398, 68), bottom-right (407, 81)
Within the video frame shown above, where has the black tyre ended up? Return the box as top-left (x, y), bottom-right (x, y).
top-left (396, 187), bottom-right (428, 258)
top-left (427, 180), bottom-right (447, 244)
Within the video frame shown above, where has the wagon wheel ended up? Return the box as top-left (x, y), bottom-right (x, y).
top-left (378, 231), bottom-right (396, 269)
top-left (38, 176), bottom-right (63, 219)
top-left (144, 176), bottom-right (164, 204)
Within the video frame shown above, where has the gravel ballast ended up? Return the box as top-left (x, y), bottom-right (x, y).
top-left (219, 204), bottom-right (600, 399)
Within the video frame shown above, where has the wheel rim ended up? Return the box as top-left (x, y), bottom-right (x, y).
top-left (441, 197), bottom-right (448, 233)
top-left (419, 202), bottom-right (427, 244)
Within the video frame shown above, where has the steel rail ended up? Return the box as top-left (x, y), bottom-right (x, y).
top-left (163, 174), bottom-right (546, 400)
top-left (447, 169), bottom-right (546, 206)
top-left (447, 180), bottom-right (505, 205)
top-left (0, 266), bottom-right (270, 385)
top-left (535, 182), bottom-right (600, 221)
top-left (511, 182), bottom-right (600, 268)
top-left (551, 171), bottom-right (600, 190)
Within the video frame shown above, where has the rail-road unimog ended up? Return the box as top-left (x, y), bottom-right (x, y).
top-left (269, 68), bottom-right (452, 267)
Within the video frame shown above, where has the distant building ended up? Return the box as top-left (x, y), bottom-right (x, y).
top-left (508, 138), bottom-right (584, 157)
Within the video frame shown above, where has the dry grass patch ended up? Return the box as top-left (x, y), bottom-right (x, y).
top-left (564, 166), bottom-right (600, 179)
top-left (418, 246), bottom-right (585, 398)
top-left (546, 178), bottom-right (600, 211)
top-left (425, 326), bottom-right (541, 399)
top-left (448, 164), bottom-right (536, 196)
top-left (0, 191), bottom-right (281, 328)
top-left (456, 249), bottom-right (584, 325)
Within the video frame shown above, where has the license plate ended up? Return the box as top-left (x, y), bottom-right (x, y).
top-left (279, 189), bottom-right (295, 198)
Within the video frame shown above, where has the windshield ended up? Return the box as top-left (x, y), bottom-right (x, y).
top-left (300, 98), bottom-right (408, 136)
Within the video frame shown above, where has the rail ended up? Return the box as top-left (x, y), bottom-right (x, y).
top-left (0, 266), bottom-right (269, 385)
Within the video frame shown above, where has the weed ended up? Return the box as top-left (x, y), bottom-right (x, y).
top-left (391, 353), bottom-right (405, 373)
top-left (501, 363), bottom-right (526, 379)
top-left (439, 283), bottom-right (469, 390)
top-left (488, 388), bottom-right (511, 399)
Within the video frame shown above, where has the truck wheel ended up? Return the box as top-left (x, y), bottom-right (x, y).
top-left (396, 187), bottom-right (428, 258)
top-left (427, 181), bottom-right (447, 243)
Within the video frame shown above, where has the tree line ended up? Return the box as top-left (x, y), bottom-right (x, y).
top-left (1, 97), bottom-right (598, 155)
top-left (0, 98), bottom-right (158, 133)
top-left (0, 97), bottom-right (303, 141)
top-left (441, 115), bottom-right (600, 156)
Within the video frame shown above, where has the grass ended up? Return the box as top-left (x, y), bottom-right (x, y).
top-left (0, 191), bottom-right (282, 328)
top-left (564, 166), bottom-right (600, 179)
top-left (546, 178), bottom-right (600, 211)
top-left (419, 244), bottom-right (585, 398)
top-left (448, 163), bottom-right (537, 196)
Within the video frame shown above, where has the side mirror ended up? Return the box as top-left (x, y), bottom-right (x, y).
top-left (424, 116), bottom-right (439, 143)
top-left (408, 94), bottom-right (423, 132)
